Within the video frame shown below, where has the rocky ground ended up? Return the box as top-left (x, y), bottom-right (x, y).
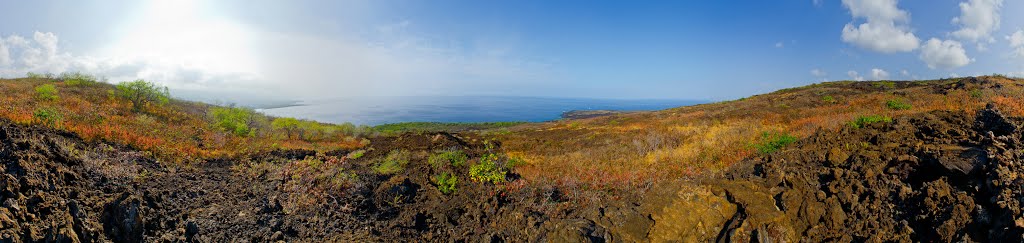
top-left (3, 105), bottom-right (1024, 242)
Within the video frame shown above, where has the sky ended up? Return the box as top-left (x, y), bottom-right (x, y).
top-left (0, 0), bottom-right (1023, 103)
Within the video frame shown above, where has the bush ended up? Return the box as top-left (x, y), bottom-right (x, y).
top-left (271, 117), bottom-right (301, 139)
top-left (60, 72), bottom-right (101, 86)
top-left (210, 106), bottom-right (258, 136)
top-left (26, 72), bottom-right (53, 79)
top-left (873, 81), bottom-right (895, 89)
top-left (35, 84), bottom-right (58, 101)
top-left (849, 115), bottom-right (892, 129)
top-left (33, 107), bottom-right (62, 127)
top-left (434, 172), bottom-right (458, 195)
top-left (469, 154), bottom-right (506, 184)
top-left (822, 95), bottom-right (837, 103)
top-left (115, 79), bottom-right (170, 112)
top-left (429, 149), bottom-right (468, 169)
top-left (753, 132), bottom-right (797, 154)
top-left (885, 99), bottom-right (912, 110)
top-left (348, 150), bottom-right (365, 159)
top-left (374, 149), bottom-right (411, 174)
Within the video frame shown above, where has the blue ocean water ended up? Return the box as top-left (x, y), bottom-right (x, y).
top-left (257, 96), bottom-right (703, 125)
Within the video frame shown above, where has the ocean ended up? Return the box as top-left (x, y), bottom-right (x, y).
top-left (256, 96), bottom-right (703, 125)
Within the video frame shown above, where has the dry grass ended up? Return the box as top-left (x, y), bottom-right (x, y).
top-left (497, 76), bottom-right (1023, 192)
top-left (0, 78), bottom-right (366, 164)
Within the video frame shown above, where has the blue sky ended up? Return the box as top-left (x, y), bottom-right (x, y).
top-left (0, 0), bottom-right (1022, 102)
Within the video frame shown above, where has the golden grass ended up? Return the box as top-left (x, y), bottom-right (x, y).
top-left (497, 76), bottom-right (1021, 191)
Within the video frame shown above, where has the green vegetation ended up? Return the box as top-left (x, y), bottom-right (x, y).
top-left (433, 172), bottom-right (458, 195)
top-left (373, 121), bottom-right (527, 135)
top-left (469, 154), bottom-right (506, 184)
top-left (26, 72), bottom-right (53, 79)
top-left (374, 149), bottom-right (411, 174)
top-left (210, 106), bottom-right (259, 136)
top-left (348, 150), bottom-right (365, 159)
top-left (969, 89), bottom-right (983, 98)
top-left (271, 118), bottom-right (301, 139)
top-left (822, 95), bottom-right (836, 103)
top-left (429, 149), bottom-right (468, 168)
top-left (32, 107), bottom-right (62, 127)
top-left (753, 131), bottom-right (797, 154)
top-left (115, 79), bottom-right (170, 112)
top-left (849, 115), bottom-right (893, 129)
top-left (873, 81), bottom-right (896, 89)
top-left (60, 72), bottom-right (102, 86)
top-left (885, 99), bottom-right (912, 110)
top-left (35, 84), bottom-right (58, 101)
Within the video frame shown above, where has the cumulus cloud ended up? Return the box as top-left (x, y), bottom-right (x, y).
top-left (871, 68), bottom-right (890, 80)
top-left (840, 0), bottom-right (920, 53)
top-left (951, 0), bottom-right (1003, 45)
top-left (848, 70), bottom-right (865, 81)
top-left (811, 69), bottom-right (827, 77)
top-left (0, 32), bottom-right (76, 77)
top-left (1008, 29), bottom-right (1024, 57)
top-left (919, 38), bottom-right (973, 69)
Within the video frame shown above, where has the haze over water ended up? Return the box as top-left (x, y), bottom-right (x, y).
top-left (257, 96), bottom-right (702, 125)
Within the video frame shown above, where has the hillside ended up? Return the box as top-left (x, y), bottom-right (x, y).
top-left (2, 75), bottom-right (1024, 241)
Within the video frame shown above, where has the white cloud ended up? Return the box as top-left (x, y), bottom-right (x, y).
top-left (1008, 29), bottom-right (1024, 57)
top-left (848, 70), bottom-right (865, 81)
top-left (811, 69), bottom-right (827, 77)
top-left (813, 0), bottom-right (823, 6)
top-left (0, 32), bottom-right (78, 77)
top-left (900, 69), bottom-right (909, 76)
top-left (840, 0), bottom-right (920, 53)
top-left (951, 0), bottom-right (1003, 45)
top-left (871, 68), bottom-right (890, 80)
top-left (0, 38), bottom-right (10, 66)
top-left (775, 42), bottom-right (784, 48)
top-left (919, 38), bottom-right (973, 69)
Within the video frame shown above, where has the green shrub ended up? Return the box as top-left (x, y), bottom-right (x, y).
top-left (469, 154), bottom-right (506, 184)
top-left (348, 150), bottom-right (365, 159)
top-left (753, 132), bottom-right (797, 154)
top-left (429, 149), bottom-right (468, 169)
top-left (26, 72), bottom-right (46, 79)
top-left (885, 99), bottom-right (912, 110)
top-left (271, 117), bottom-right (301, 139)
top-left (822, 95), bottom-right (837, 103)
top-left (60, 72), bottom-right (101, 86)
top-left (33, 107), bottom-right (62, 127)
top-left (115, 79), bottom-right (170, 112)
top-left (35, 84), bottom-right (58, 101)
top-left (210, 106), bottom-right (258, 136)
top-left (374, 149), bottom-right (411, 174)
top-left (434, 172), bottom-right (458, 195)
top-left (969, 89), bottom-right (983, 98)
top-left (873, 81), bottom-right (895, 89)
top-left (849, 115), bottom-right (892, 129)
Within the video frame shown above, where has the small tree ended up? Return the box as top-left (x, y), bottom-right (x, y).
top-left (211, 106), bottom-right (257, 136)
top-left (116, 79), bottom-right (170, 112)
top-left (272, 117), bottom-right (301, 139)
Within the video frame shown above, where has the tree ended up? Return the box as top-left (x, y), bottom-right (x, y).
top-left (271, 117), bottom-right (300, 139)
top-left (116, 79), bottom-right (170, 112)
top-left (210, 106), bottom-right (257, 136)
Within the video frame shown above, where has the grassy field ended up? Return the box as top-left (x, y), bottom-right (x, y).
top-left (0, 76), bottom-right (368, 164)
top-left (495, 76), bottom-right (1024, 192)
